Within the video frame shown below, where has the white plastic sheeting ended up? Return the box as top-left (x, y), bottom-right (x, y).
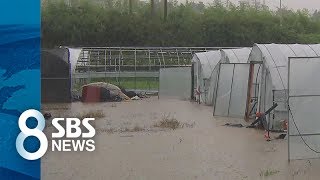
top-left (159, 67), bottom-right (191, 100)
top-left (220, 48), bottom-right (252, 63)
top-left (68, 48), bottom-right (82, 73)
top-left (288, 57), bottom-right (320, 160)
top-left (192, 51), bottom-right (221, 105)
top-left (211, 47), bottom-right (252, 117)
top-left (249, 44), bottom-right (320, 130)
top-left (249, 44), bottom-right (320, 91)
top-left (213, 63), bottom-right (250, 118)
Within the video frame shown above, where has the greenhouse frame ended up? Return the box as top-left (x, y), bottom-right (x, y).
top-left (220, 47), bottom-right (252, 63)
top-left (68, 47), bottom-right (226, 92)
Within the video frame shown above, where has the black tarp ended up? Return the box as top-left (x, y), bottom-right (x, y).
top-left (41, 48), bottom-right (71, 103)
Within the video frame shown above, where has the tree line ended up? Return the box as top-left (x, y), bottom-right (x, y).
top-left (41, 0), bottom-right (320, 48)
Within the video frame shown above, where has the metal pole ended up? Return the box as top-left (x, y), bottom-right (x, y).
top-left (97, 50), bottom-right (100, 74)
top-left (272, 90), bottom-right (275, 129)
top-left (160, 48), bottom-right (165, 67)
top-left (88, 50), bottom-right (91, 83)
top-left (257, 64), bottom-right (264, 113)
top-left (191, 63), bottom-right (195, 100)
top-left (104, 49), bottom-right (107, 72)
top-left (245, 63), bottom-right (255, 120)
top-left (213, 63), bottom-right (222, 115)
top-left (148, 49), bottom-right (151, 71)
top-left (109, 50), bottom-right (111, 66)
top-left (158, 67), bottom-right (160, 99)
top-left (176, 48), bottom-right (180, 65)
top-left (134, 49), bottom-right (137, 90)
top-left (118, 49), bottom-right (122, 86)
top-left (148, 49), bottom-right (151, 90)
top-left (288, 57), bottom-right (291, 162)
top-left (104, 49), bottom-right (107, 82)
top-left (227, 64), bottom-right (236, 116)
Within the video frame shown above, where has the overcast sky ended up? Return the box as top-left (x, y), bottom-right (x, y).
top-left (178, 0), bottom-right (320, 11)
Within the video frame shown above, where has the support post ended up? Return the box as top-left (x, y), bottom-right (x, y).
top-left (191, 63), bottom-right (195, 100)
top-left (134, 49), bottom-right (137, 90)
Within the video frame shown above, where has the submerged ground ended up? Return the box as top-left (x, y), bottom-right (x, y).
top-left (41, 97), bottom-right (320, 180)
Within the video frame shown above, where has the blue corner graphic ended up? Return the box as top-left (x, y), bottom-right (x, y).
top-left (0, 1), bottom-right (41, 180)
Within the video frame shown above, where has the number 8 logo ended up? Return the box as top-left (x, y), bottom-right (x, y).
top-left (16, 109), bottom-right (48, 160)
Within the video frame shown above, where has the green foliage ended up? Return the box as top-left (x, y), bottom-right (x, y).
top-left (42, 0), bottom-right (320, 48)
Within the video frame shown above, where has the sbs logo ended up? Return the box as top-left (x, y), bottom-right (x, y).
top-left (16, 109), bottom-right (48, 160)
top-left (16, 109), bottom-right (96, 160)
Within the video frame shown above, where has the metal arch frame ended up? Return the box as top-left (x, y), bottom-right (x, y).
top-left (71, 46), bottom-right (240, 91)
top-left (307, 45), bottom-right (320, 56)
top-left (288, 56), bottom-right (320, 161)
top-left (230, 49), bottom-right (241, 63)
top-left (212, 63), bottom-right (222, 114)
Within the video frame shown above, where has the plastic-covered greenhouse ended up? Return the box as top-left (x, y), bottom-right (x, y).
top-left (220, 48), bottom-right (252, 63)
top-left (212, 48), bottom-right (253, 118)
top-left (192, 51), bottom-right (221, 105)
top-left (248, 43), bottom-right (320, 130)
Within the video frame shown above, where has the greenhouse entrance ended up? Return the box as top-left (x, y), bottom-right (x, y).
top-left (288, 57), bottom-right (320, 161)
top-left (213, 63), bottom-right (260, 119)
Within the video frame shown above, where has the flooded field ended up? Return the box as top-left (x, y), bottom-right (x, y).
top-left (41, 97), bottom-right (320, 180)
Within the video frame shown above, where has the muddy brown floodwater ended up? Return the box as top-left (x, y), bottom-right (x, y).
top-left (41, 97), bottom-right (320, 180)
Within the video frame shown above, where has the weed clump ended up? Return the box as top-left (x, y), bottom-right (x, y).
top-left (153, 115), bottom-right (181, 130)
top-left (76, 110), bottom-right (105, 120)
top-left (259, 169), bottom-right (280, 177)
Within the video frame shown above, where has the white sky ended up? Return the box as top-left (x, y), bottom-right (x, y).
top-left (177, 0), bottom-right (320, 11)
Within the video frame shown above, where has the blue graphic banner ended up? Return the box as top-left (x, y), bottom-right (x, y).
top-left (0, 0), bottom-right (41, 180)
